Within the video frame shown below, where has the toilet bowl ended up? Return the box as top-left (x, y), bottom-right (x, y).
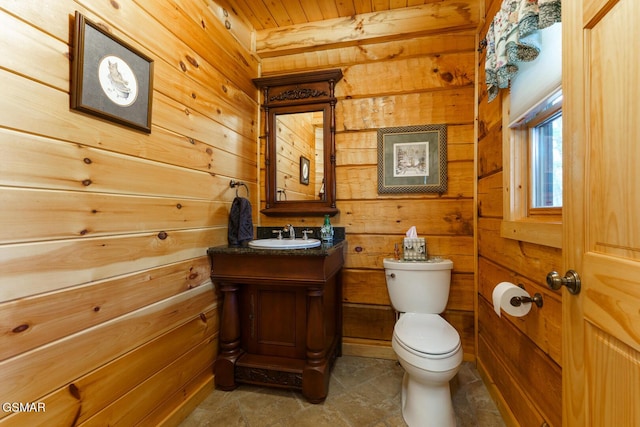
top-left (383, 258), bottom-right (462, 427)
top-left (392, 312), bottom-right (462, 427)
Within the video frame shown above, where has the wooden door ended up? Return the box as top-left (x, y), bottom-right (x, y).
top-left (563, 0), bottom-right (640, 425)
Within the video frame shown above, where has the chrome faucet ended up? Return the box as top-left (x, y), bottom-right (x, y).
top-left (283, 224), bottom-right (295, 239)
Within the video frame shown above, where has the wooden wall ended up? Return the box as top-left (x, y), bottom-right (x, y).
top-left (0, 0), bottom-right (257, 425)
top-left (476, 1), bottom-right (563, 426)
top-left (258, 15), bottom-right (478, 360)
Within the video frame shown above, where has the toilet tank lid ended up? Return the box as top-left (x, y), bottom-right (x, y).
top-left (395, 313), bottom-right (460, 355)
top-left (383, 258), bottom-right (453, 271)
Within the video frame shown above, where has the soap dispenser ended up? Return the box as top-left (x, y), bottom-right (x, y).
top-left (320, 214), bottom-right (334, 243)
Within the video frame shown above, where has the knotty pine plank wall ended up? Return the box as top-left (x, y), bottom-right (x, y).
top-left (0, 1), bottom-right (258, 425)
top-left (260, 31), bottom-right (477, 360)
top-left (476, 1), bottom-right (562, 425)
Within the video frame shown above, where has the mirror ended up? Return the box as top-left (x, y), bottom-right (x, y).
top-left (275, 111), bottom-right (324, 202)
top-left (254, 69), bottom-right (343, 216)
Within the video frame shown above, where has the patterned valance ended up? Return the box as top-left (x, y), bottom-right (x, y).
top-left (485, 0), bottom-right (562, 102)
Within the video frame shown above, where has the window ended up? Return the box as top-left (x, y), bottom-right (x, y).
top-left (501, 90), bottom-right (563, 248)
top-left (529, 93), bottom-right (563, 212)
top-left (500, 23), bottom-right (563, 249)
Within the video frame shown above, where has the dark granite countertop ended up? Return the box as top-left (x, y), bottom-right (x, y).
top-left (208, 226), bottom-right (346, 257)
top-left (207, 238), bottom-right (346, 257)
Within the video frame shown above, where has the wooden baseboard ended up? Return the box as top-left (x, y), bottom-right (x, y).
top-left (155, 370), bottom-right (215, 427)
top-left (476, 358), bottom-right (520, 427)
top-left (342, 338), bottom-right (397, 360)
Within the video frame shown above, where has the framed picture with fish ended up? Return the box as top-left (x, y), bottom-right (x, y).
top-left (377, 124), bottom-right (448, 194)
top-left (70, 11), bottom-right (154, 133)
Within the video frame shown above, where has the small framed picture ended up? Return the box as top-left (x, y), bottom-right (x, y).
top-left (70, 12), bottom-right (154, 133)
top-left (300, 156), bottom-right (310, 185)
top-left (377, 124), bottom-right (448, 193)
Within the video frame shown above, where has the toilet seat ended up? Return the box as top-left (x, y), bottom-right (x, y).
top-left (394, 313), bottom-right (461, 358)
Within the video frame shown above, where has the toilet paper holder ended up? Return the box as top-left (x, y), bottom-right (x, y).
top-left (510, 293), bottom-right (543, 308)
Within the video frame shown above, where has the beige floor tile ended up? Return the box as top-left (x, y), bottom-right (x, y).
top-left (179, 356), bottom-right (505, 427)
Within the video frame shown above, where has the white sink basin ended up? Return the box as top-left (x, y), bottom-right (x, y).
top-left (248, 238), bottom-right (322, 250)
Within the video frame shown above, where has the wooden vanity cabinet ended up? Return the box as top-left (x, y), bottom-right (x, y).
top-left (208, 244), bottom-right (344, 403)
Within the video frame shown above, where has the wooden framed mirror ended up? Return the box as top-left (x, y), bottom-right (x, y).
top-left (253, 69), bottom-right (343, 216)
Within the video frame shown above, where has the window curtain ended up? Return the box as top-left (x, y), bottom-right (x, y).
top-left (485, 0), bottom-right (562, 102)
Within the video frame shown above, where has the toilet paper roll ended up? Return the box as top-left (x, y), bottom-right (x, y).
top-left (492, 282), bottom-right (532, 318)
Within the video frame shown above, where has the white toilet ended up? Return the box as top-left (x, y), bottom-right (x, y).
top-left (383, 258), bottom-right (462, 427)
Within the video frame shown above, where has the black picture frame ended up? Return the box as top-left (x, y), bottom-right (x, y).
top-left (70, 11), bottom-right (154, 133)
top-left (377, 124), bottom-right (448, 193)
top-left (300, 156), bottom-right (310, 185)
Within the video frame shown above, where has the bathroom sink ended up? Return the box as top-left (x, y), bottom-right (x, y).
top-left (248, 238), bottom-right (321, 250)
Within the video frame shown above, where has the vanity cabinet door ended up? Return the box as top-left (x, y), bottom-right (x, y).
top-left (240, 284), bottom-right (307, 359)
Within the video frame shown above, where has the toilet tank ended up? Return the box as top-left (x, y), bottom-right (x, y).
top-left (383, 258), bottom-right (453, 314)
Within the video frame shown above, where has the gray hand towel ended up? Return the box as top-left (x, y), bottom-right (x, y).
top-left (228, 196), bottom-right (254, 245)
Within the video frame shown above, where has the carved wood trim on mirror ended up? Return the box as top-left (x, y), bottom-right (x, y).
top-left (253, 69), bottom-right (343, 216)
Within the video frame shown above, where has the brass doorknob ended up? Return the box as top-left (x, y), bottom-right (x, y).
top-left (546, 270), bottom-right (581, 295)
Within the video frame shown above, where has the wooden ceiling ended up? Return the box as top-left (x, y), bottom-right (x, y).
top-left (210, 0), bottom-right (481, 58)
top-left (220, 0), bottom-right (445, 31)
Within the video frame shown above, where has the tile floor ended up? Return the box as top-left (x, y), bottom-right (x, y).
top-left (179, 356), bottom-right (506, 427)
